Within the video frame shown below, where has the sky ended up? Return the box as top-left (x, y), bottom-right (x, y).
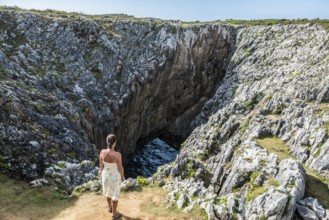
top-left (0, 0), bottom-right (328, 22)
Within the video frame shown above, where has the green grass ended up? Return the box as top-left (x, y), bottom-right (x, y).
top-left (67, 152), bottom-right (76, 159)
top-left (303, 167), bottom-right (329, 209)
top-left (264, 95), bottom-right (272, 102)
top-left (256, 136), bottom-right (329, 209)
top-left (71, 181), bottom-right (99, 197)
top-left (245, 93), bottom-right (260, 108)
top-left (137, 176), bottom-right (149, 187)
top-left (311, 103), bottom-right (329, 117)
top-left (313, 144), bottom-right (323, 158)
top-left (315, 109), bottom-right (325, 117)
top-left (267, 178), bottom-right (280, 187)
top-left (256, 136), bottom-right (293, 161)
top-left (241, 117), bottom-right (251, 134)
top-left (0, 156), bottom-right (9, 171)
top-left (0, 6), bottom-right (160, 23)
top-left (0, 6), bottom-right (81, 20)
top-left (34, 104), bottom-right (42, 114)
top-left (247, 171), bottom-right (268, 201)
top-left (1, 6), bottom-right (329, 31)
top-left (247, 186), bottom-right (267, 201)
top-left (0, 174), bottom-right (205, 219)
top-left (274, 102), bottom-right (287, 115)
top-left (323, 121), bottom-right (329, 135)
top-left (289, 71), bottom-right (300, 78)
top-left (260, 213), bottom-right (266, 220)
top-left (221, 18), bottom-right (329, 32)
top-left (140, 187), bottom-right (207, 219)
top-left (308, 102), bottom-right (329, 112)
top-left (0, 67), bottom-right (12, 79)
top-left (188, 169), bottom-right (196, 178)
top-left (318, 103), bottom-right (329, 112)
top-left (0, 174), bottom-right (76, 219)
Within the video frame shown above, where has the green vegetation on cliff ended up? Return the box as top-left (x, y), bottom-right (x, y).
top-left (256, 136), bottom-right (329, 209)
top-left (221, 18), bottom-right (329, 31)
top-left (0, 174), bottom-right (73, 219)
top-left (256, 136), bottom-right (292, 161)
top-left (1, 6), bottom-right (329, 31)
top-left (0, 174), bottom-right (206, 219)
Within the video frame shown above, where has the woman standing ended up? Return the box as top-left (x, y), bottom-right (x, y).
top-left (99, 134), bottom-right (125, 220)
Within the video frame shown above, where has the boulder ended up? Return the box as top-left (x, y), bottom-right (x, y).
top-left (296, 197), bottom-right (328, 220)
top-left (120, 178), bottom-right (137, 191)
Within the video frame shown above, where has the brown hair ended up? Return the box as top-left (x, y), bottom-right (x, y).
top-left (106, 134), bottom-right (117, 148)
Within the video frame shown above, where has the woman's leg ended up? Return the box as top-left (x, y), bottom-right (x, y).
top-left (107, 197), bottom-right (112, 211)
top-left (112, 200), bottom-right (123, 219)
top-left (112, 200), bottom-right (118, 215)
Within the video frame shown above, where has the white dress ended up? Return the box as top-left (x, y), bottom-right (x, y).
top-left (102, 161), bottom-right (121, 200)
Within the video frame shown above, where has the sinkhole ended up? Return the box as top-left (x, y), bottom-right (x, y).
top-left (125, 138), bottom-right (178, 178)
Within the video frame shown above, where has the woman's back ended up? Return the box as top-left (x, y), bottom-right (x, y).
top-left (103, 149), bottom-right (118, 163)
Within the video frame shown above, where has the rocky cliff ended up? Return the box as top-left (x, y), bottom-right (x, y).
top-left (157, 24), bottom-right (329, 219)
top-left (1, 9), bottom-right (329, 219)
top-left (0, 10), bottom-right (234, 179)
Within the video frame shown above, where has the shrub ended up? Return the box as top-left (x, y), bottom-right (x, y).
top-left (247, 171), bottom-right (268, 201)
top-left (241, 117), bottom-right (251, 134)
top-left (267, 178), bottom-right (280, 187)
top-left (247, 186), bottom-right (267, 201)
top-left (264, 95), bottom-right (272, 102)
top-left (260, 213), bottom-right (266, 220)
top-left (137, 176), bottom-right (149, 187)
top-left (245, 93), bottom-right (260, 107)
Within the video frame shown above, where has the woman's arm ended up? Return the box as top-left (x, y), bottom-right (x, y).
top-left (99, 150), bottom-right (103, 175)
top-left (117, 152), bottom-right (125, 181)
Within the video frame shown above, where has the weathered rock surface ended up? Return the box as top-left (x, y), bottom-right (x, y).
top-left (296, 197), bottom-right (329, 220)
top-left (29, 178), bottom-right (48, 188)
top-left (120, 178), bottom-right (136, 191)
top-left (156, 24), bottom-right (329, 219)
top-left (0, 10), bottom-right (234, 180)
top-left (44, 160), bottom-right (99, 192)
top-left (1, 9), bottom-right (329, 219)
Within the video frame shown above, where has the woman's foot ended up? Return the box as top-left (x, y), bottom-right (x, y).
top-left (112, 211), bottom-right (123, 220)
top-left (108, 207), bottom-right (112, 213)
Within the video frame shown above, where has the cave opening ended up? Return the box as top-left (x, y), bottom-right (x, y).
top-left (125, 138), bottom-right (178, 178)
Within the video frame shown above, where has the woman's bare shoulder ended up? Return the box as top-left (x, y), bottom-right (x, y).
top-left (100, 149), bottom-right (107, 154)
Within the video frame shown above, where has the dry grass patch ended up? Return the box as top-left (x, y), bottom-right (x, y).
top-left (304, 167), bottom-right (329, 209)
top-left (256, 137), bottom-right (329, 209)
top-left (0, 174), bottom-right (76, 220)
top-left (323, 121), bottom-right (329, 135)
top-left (318, 103), bottom-right (329, 112)
top-left (256, 136), bottom-right (293, 161)
top-left (0, 174), bottom-right (207, 220)
top-left (140, 187), bottom-right (207, 220)
top-left (267, 178), bottom-right (280, 187)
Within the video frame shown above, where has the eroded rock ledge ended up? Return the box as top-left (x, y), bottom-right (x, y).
top-left (1, 9), bottom-right (329, 220)
top-left (156, 24), bottom-right (329, 219)
top-left (0, 10), bottom-right (234, 179)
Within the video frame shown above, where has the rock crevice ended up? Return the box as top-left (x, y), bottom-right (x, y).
top-left (0, 10), bottom-right (234, 178)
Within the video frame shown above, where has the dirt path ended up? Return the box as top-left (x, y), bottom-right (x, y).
top-left (53, 188), bottom-right (170, 220)
top-left (1, 187), bottom-right (204, 220)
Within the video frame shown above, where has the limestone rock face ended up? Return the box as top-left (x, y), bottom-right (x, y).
top-left (156, 24), bottom-right (329, 219)
top-left (44, 160), bottom-right (99, 192)
top-left (296, 197), bottom-right (329, 220)
top-left (1, 9), bottom-right (329, 219)
top-left (0, 10), bottom-right (234, 179)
